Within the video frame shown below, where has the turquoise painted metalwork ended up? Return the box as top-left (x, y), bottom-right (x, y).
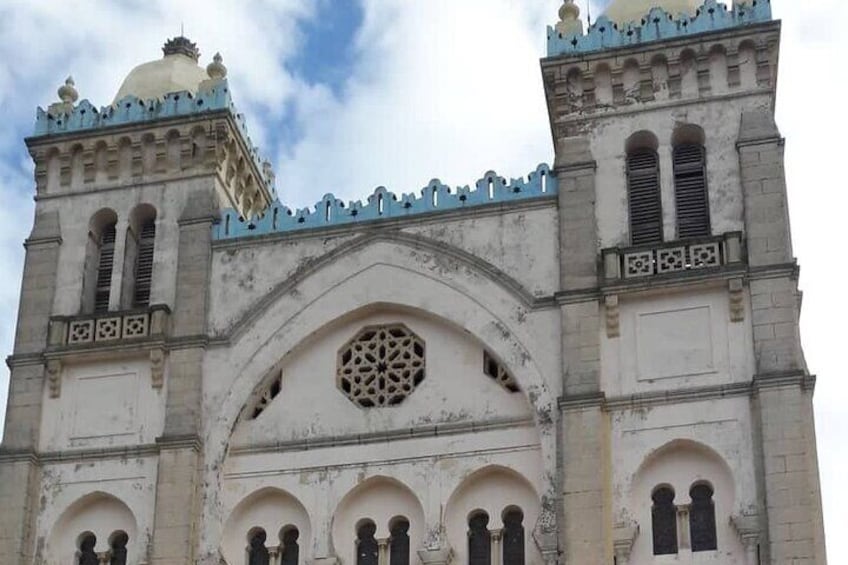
top-left (214, 164), bottom-right (557, 240)
top-left (32, 80), bottom-right (270, 187)
top-left (547, 0), bottom-right (772, 57)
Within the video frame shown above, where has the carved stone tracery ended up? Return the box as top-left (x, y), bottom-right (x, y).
top-left (337, 324), bottom-right (425, 408)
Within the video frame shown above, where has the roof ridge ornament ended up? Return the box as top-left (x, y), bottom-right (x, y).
top-left (207, 52), bottom-right (227, 80)
top-left (163, 36), bottom-right (200, 62)
top-left (57, 76), bottom-right (79, 104)
top-left (556, 1), bottom-right (584, 36)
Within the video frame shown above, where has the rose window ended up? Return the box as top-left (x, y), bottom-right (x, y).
top-left (337, 324), bottom-right (425, 408)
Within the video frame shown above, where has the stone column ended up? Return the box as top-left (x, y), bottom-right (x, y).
top-left (555, 137), bottom-right (607, 565)
top-left (0, 210), bottom-right (61, 565)
top-left (738, 109), bottom-right (827, 565)
top-left (149, 190), bottom-right (217, 565)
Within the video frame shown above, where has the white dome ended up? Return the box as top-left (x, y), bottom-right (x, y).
top-left (603, 0), bottom-right (704, 24)
top-left (113, 38), bottom-right (209, 103)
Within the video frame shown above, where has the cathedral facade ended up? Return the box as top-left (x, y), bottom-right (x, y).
top-left (0, 1), bottom-right (827, 564)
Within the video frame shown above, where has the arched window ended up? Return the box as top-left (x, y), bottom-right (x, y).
top-left (123, 204), bottom-right (156, 309)
top-left (389, 518), bottom-right (410, 565)
top-left (94, 223), bottom-right (117, 312)
top-left (626, 131), bottom-right (663, 245)
top-left (356, 521), bottom-right (379, 565)
top-left (651, 487), bottom-right (678, 555)
top-left (280, 526), bottom-right (300, 565)
top-left (672, 142), bottom-right (710, 239)
top-left (78, 533), bottom-right (99, 565)
top-left (83, 209), bottom-right (118, 313)
top-left (132, 218), bottom-right (155, 307)
top-left (689, 483), bottom-right (717, 552)
top-left (109, 531), bottom-right (128, 565)
top-left (502, 508), bottom-right (525, 565)
top-left (468, 511), bottom-right (491, 565)
top-left (248, 529), bottom-right (270, 565)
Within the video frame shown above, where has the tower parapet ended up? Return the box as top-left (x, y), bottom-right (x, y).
top-left (548, 0), bottom-right (772, 57)
top-left (27, 42), bottom-right (274, 219)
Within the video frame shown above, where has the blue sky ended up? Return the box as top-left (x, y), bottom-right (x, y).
top-left (0, 0), bottom-right (845, 559)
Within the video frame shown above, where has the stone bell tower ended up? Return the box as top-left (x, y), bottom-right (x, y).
top-left (0, 37), bottom-right (273, 565)
top-left (543, 1), bottom-right (826, 563)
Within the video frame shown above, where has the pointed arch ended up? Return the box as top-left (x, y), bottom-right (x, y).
top-left (46, 491), bottom-right (138, 565)
top-left (199, 236), bottom-right (559, 553)
top-left (222, 487), bottom-right (312, 565)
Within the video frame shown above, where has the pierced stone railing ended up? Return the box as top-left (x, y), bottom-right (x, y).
top-left (48, 305), bottom-right (170, 348)
top-left (602, 232), bottom-right (743, 281)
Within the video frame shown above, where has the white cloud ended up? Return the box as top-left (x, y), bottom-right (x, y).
top-left (278, 0), bottom-right (554, 206)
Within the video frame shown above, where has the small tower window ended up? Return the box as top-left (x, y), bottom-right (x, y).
top-left (689, 483), bottom-right (717, 552)
top-left (651, 487), bottom-right (678, 555)
top-left (627, 149), bottom-right (663, 245)
top-left (132, 218), bottom-right (155, 307)
top-left (109, 531), bottom-right (128, 565)
top-left (78, 533), bottom-right (99, 565)
top-left (356, 521), bottom-right (379, 565)
top-left (248, 529), bottom-right (270, 565)
top-left (468, 511), bottom-right (492, 565)
top-left (94, 223), bottom-right (117, 313)
top-left (673, 143), bottom-right (711, 239)
top-left (389, 518), bottom-right (410, 565)
top-left (280, 526), bottom-right (300, 565)
top-left (502, 508), bottom-right (525, 565)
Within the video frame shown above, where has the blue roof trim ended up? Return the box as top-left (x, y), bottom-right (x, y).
top-left (31, 80), bottom-right (271, 188)
top-left (214, 164), bottom-right (557, 240)
top-left (547, 0), bottom-right (772, 57)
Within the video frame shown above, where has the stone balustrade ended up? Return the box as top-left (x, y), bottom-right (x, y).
top-left (48, 304), bottom-right (170, 348)
top-left (602, 232), bottom-right (743, 281)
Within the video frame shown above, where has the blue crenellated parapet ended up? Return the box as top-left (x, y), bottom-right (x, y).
top-left (547, 0), bottom-right (772, 57)
top-left (32, 80), bottom-right (270, 188)
top-left (214, 164), bottom-right (557, 240)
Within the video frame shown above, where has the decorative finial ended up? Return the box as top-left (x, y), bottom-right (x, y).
top-left (556, 0), bottom-right (584, 36)
top-left (163, 36), bottom-right (200, 62)
top-left (207, 52), bottom-right (227, 80)
top-left (57, 76), bottom-right (79, 104)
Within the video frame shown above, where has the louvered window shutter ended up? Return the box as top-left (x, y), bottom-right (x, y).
top-left (94, 224), bottom-right (116, 313)
top-left (133, 219), bottom-right (155, 307)
top-left (627, 150), bottom-right (663, 245)
top-left (673, 144), bottom-right (711, 239)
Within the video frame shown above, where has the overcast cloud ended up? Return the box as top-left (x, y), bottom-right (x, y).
top-left (0, 1), bottom-right (844, 560)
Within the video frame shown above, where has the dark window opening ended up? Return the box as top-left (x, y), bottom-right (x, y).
top-left (78, 533), bottom-right (99, 565)
top-left (132, 219), bottom-right (155, 307)
top-left (468, 512), bottom-right (491, 565)
top-left (280, 526), bottom-right (300, 565)
top-left (94, 224), bottom-right (117, 312)
top-left (652, 487), bottom-right (678, 555)
top-left (357, 522), bottom-right (379, 565)
top-left (627, 150), bottom-right (663, 245)
top-left (690, 484), bottom-right (717, 552)
top-left (673, 143), bottom-right (711, 239)
top-left (109, 532), bottom-right (128, 565)
top-left (502, 508), bottom-right (525, 565)
top-left (389, 519), bottom-right (410, 565)
top-left (248, 529), bottom-right (270, 565)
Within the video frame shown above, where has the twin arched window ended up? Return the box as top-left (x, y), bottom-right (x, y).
top-left (468, 507), bottom-right (525, 565)
top-left (626, 129), bottom-right (710, 245)
top-left (247, 526), bottom-right (300, 565)
top-left (356, 518), bottom-right (410, 565)
top-left (651, 483), bottom-right (717, 555)
top-left (76, 531), bottom-right (127, 565)
top-left (83, 206), bottom-right (156, 313)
